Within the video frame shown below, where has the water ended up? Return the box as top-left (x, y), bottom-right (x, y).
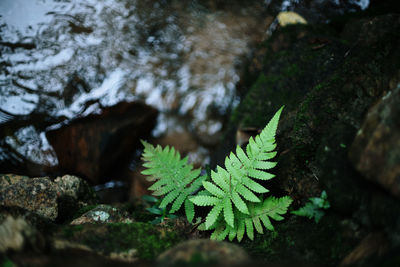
top-left (0, 0), bottom-right (268, 168)
top-left (0, 0), bottom-right (369, 171)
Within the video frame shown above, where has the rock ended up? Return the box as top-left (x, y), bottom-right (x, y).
top-left (57, 222), bottom-right (182, 260)
top-left (0, 216), bottom-right (45, 253)
top-left (0, 216), bottom-right (34, 252)
top-left (340, 232), bottom-right (389, 266)
top-left (70, 204), bottom-right (133, 225)
top-left (0, 176), bottom-right (58, 220)
top-left (54, 174), bottom-right (98, 203)
top-left (0, 174), bottom-right (98, 221)
top-left (46, 101), bottom-right (158, 184)
top-left (0, 174), bottom-right (29, 187)
top-left (349, 84), bottom-right (400, 198)
top-left (157, 239), bottom-right (249, 266)
top-left (227, 13), bottom-right (400, 265)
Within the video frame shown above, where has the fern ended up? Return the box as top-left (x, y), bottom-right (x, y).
top-left (191, 106), bottom-right (286, 223)
top-left (141, 106), bottom-right (291, 241)
top-left (199, 196), bottom-right (292, 241)
top-left (291, 190), bottom-right (330, 223)
top-left (141, 141), bottom-right (206, 222)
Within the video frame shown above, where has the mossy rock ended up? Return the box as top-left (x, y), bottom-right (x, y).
top-left (242, 214), bottom-right (361, 266)
top-left (229, 13), bottom-right (400, 265)
top-left (59, 222), bottom-right (183, 260)
top-left (232, 23), bottom-right (346, 128)
top-left (231, 13), bottom-right (400, 201)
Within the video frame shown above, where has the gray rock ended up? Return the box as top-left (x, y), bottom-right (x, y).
top-left (0, 176), bottom-right (58, 220)
top-left (54, 174), bottom-right (98, 203)
top-left (0, 174), bottom-right (98, 221)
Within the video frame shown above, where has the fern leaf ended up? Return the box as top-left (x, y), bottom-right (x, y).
top-left (252, 160), bottom-right (277, 170)
top-left (247, 168), bottom-right (275, 180)
top-left (236, 184), bottom-right (260, 202)
top-left (205, 203), bottom-right (224, 229)
top-left (202, 181), bottom-right (225, 198)
top-left (252, 216), bottom-right (263, 234)
top-left (237, 220), bottom-right (245, 241)
top-left (204, 196), bottom-right (293, 242)
top-left (228, 226), bottom-right (237, 241)
top-left (223, 198), bottom-right (234, 227)
top-left (231, 191), bottom-right (249, 214)
top-left (159, 189), bottom-right (180, 209)
top-left (191, 107), bottom-right (285, 228)
top-left (141, 140), bottom-right (204, 220)
top-left (211, 167), bottom-right (230, 192)
top-left (170, 192), bottom-right (187, 213)
top-left (244, 196), bottom-right (292, 240)
top-left (245, 218), bottom-right (254, 240)
top-left (235, 146), bottom-right (250, 166)
top-left (260, 214), bottom-right (274, 231)
top-left (260, 106), bottom-right (284, 142)
top-left (190, 195), bottom-right (220, 206)
top-left (242, 176), bottom-right (268, 193)
top-left (184, 199), bottom-right (195, 223)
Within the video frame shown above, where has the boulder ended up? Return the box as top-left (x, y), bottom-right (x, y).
top-left (46, 101), bottom-right (158, 184)
top-left (349, 83), bottom-right (400, 198)
top-left (0, 174), bottom-right (98, 221)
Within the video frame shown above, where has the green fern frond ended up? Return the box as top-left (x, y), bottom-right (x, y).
top-left (141, 140), bottom-right (205, 222)
top-left (190, 106), bottom-right (285, 229)
top-left (207, 196), bottom-right (293, 242)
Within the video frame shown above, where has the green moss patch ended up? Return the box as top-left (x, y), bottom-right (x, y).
top-left (60, 222), bottom-right (183, 260)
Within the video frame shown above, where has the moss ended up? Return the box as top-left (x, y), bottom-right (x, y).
top-left (63, 224), bottom-right (84, 238)
top-left (227, 13), bottom-right (400, 266)
top-left (231, 23), bottom-right (348, 129)
top-left (1, 257), bottom-right (15, 267)
top-left (241, 215), bottom-right (357, 266)
top-left (61, 222), bottom-right (183, 260)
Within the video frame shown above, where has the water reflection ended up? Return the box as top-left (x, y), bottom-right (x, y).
top-left (0, 0), bottom-right (267, 169)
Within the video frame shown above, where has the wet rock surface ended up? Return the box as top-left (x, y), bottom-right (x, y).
top-left (46, 101), bottom-right (158, 184)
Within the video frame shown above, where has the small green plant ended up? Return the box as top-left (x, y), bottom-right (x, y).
top-left (141, 106), bottom-right (292, 241)
top-left (142, 195), bottom-right (177, 224)
top-left (291, 190), bottom-right (330, 223)
top-left (141, 142), bottom-right (206, 223)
